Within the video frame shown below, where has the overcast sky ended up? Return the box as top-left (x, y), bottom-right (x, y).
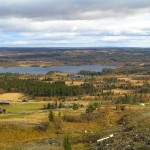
top-left (0, 0), bottom-right (150, 47)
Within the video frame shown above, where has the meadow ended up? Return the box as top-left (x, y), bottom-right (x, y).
top-left (0, 70), bottom-right (149, 150)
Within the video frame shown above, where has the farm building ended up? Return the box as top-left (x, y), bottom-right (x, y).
top-left (0, 100), bottom-right (10, 105)
top-left (64, 103), bottom-right (73, 108)
top-left (67, 73), bottom-right (93, 79)
top-left (21, 99), bottom-right (29, 102)
top-left (72, 98), bottom-right (78, 101)
top-left (139, 103), bottom-right (145, 106)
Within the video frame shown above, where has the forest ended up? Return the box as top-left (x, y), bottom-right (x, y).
top-left (0, 77), bottom-right (82, 96)
top-left (0, 48), bottom-right (149, 67)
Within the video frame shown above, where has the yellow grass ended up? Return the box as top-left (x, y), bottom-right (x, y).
top-left (65, 81), bottom-right (84, 86)
top-left (117, 75), bottom-right (147, 86)
top-left (63, 121), bottom-right (100, 134)
top-left (0, 111), bottom-right (48, 123)
top-left (0, 124), bottom-right (57, 149)
top-left (18, 64), bottom-right (32, 67)
top-left (112, 89), bottom-right (132, 94)
top-left (0, 93), bottom-right (25, 102)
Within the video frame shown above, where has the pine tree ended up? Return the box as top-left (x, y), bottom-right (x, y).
top-left (59, 102), bottom-right (63, 108)
top-left (63, 134), bottom-right (72, 150)
top-left (49, 110), bottom-right (54, 122)
top-left (55, 100), bottom-right (58, 108)
top-left (47, 103), bottom-right (51, 109)
top-left (58, 111), bottom-right (61, 117)
top-left (53, 111), bottom-right (63, 130)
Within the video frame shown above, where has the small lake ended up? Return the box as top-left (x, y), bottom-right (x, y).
top-left (0, 65), bottom-right (116, 74)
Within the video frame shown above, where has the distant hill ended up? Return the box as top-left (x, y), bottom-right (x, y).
top-left (0, 47), bottom-right (149, 67)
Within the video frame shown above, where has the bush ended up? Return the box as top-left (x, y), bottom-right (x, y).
top-left (72, 103), bottom-right (79, 110)
top-left (53, 117), bottom-right (62, 130)
top-left (93, 102), bottom-right (100, 108)
top-left (58, 102), bottom-right (63, 108)
top-left (47, 103), bottom-right (55, 109)
top-left (86, 104), bottom-right (96, 113)
top-left (63, 115), bottom-right (82, 122)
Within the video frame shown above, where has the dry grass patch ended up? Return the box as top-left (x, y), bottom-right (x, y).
top-left (112, 89), bottom-right (132, 94)
top-left (0, 93), bottom-right (25, 102)
top-left (65, 81), bottom-right (84, 86)
top-left (63, 121), bottom-right (100, 134)
top-left (0, 124), bottom-right (57, 149)
top-left (0, 111), bottom-right (48, 124)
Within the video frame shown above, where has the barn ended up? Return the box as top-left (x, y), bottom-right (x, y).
top-left (0, 100), bottom-right (10, 105)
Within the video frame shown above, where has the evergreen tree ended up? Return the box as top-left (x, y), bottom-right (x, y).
top-left (55, 100), bottom-right (58, 108)
top-left (63, 134), bottom-right (72, 150)
top-left (58, 111), bottom-right (61, 117)
top-left (47, 103), bottom-right (51, 109)
top-left (58, 102), bottom-right (63, 108)
top-left (86, 104), bottom-right (96, 113)
top-left (53, 111), bottom-right (62, 130)
top-left (49, 110), bottom-right (54, 122)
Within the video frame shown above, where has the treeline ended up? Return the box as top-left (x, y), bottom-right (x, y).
top-left (0, 77), bottom-right (84, 96)
top-left (79, 70), bottom-right (102, 76)
top-left (79, 67), bottom-right (149, 76)
top-left (116, 94), bottom-right (149, 104)
top-left (135, 82), bottom-right (150, 93)
top-left (101, 67), bottom-right (149, 75)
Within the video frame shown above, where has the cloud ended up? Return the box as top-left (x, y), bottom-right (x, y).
top-left (0, 0), bottom-right (150, 47)
top-left (0, 13), bottom-right (150, 35)
top-left (0, 0), bottom-right (150, 20)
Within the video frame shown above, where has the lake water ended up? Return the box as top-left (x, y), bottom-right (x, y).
top-left (0, 65), bottom-right (116, 74)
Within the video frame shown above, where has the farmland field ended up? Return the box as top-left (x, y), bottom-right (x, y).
top-left (0, 93), bottom-right (25, 102)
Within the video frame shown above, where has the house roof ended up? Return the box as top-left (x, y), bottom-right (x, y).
top-left (64, 103), bottom-right (73, 107)
top-left (0, 100), bottom-right (10, 104)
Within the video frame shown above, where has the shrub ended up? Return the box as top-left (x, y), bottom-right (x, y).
top-left (86, 104), bottom-right (96, 113)
top-left (72, 103), bottom-right (79, 110)
top-left (59, 102), bottom-right (63, 108)
top-left (63, 115), bottom-right (82, 122)
top-left (93, 102), bottom-right (100, 108)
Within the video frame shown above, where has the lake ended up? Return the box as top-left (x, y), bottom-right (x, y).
top-left (0, 65), bottom-right (116, 74)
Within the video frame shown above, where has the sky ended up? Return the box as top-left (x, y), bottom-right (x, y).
top-left (0, 0), bottom-right (150, 47)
